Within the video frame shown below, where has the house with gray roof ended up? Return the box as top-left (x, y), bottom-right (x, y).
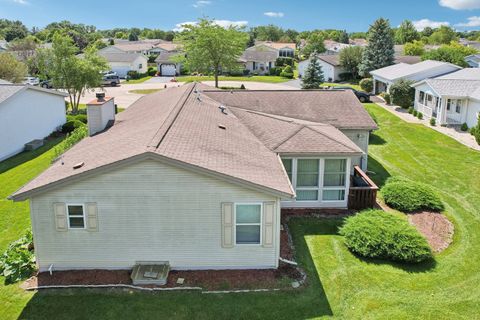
top-left (370, 60), bottom-right (462, 94)
top-left (154, 51), bottom-right (184, 76)
top-left (10, 83), bottom-right (377, 273)
top-left (98, 51), bottom-right (148, 78)
top-left (413, 68), bottom-right (480, 128)
top-left (239, 45), bottom-right (279, 75)
top-left (0, 83), bottom-right (67, 161)
top-left (465, 54), bottom-right (480, 68)
top-left (298, 54), bottom-right (346, 82)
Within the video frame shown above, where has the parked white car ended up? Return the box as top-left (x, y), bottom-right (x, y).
top-left (22, 77), bottom-right (40, 86)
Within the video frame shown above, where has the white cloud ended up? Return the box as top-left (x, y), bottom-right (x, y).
top-left (412, 19), bottom-right (450, 31)
top-left (439, 0), bottom-right (480, 10)
top-left (193, 0), bottom-right (211, 8)
top-left (13, 0), bottom-right (29, 4)
top-left (173, 20), bottom-right (248, 32)
top-left (264, 12), bottom-right (284, 18)
top-left (455, 16), bottom-right (480, 27)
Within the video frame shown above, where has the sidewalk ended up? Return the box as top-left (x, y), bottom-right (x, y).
top-left (374, 99), bottom-right (480, 151)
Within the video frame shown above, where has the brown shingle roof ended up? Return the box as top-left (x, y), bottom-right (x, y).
top-left (202, 90), bottom-right (377, 130)
top-left (317, 54), bottom-right (340, 66)
top-left (11, 84), bottom-right (375, 201)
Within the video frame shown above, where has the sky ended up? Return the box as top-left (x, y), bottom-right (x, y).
top-left (1, 0), bottom-right (480, 32)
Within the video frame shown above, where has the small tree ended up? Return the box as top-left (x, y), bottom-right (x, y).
top-left (359, 18), bottom-right (395, 77)
top-left (404, 40), bottom-right (425, 56)
top-left (301, 54), bottom-right (324, 89)
top-left (175, 19), bottom-right (248, 88)
top-left (359, 78), bottom-right (374, 93)
top-left (339, 46), bottom-right (364, 79)
top-left (37, 34), bottom-right (108, 114)
top-left (422, 42), bottom-right (478, 67)
top-left (395, 20), bottom-right (419, 44)
top-left (302, 32), bottom-right (326, 57)
top-left (0, 52), bottom-right (28, 83)
top-left (390, 79), bottom-right (415, 109)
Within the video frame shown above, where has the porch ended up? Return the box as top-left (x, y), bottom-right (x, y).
top-left (415, 91), bottom-right (467, 126)
top-left (348, 166), bottom-right (378, 210)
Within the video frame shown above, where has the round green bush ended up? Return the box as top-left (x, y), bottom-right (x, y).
top-left (359, 78), bottom-right (373, 93)
top-left (339, 210), bottom-right (432, 263)
top-left (382, 177), bottom-right (444, 212)
top-left (62, 120), bottom-right (85, 133)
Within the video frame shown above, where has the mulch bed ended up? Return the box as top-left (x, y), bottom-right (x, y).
top-left (22, 227), bottom-right (302, 291)
top-left (408, 211), bottom-right (454, 253)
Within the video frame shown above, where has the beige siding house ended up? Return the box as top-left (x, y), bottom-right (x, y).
top-left (11, 83), bottom-right (377, 272)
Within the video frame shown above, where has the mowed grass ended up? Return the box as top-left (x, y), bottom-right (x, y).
top-left (121, 76), bottom-right (152, 84)
top-left (176, 75), bottom-right (292, 83)
top-left (0, 103), bottom-right (479, 319)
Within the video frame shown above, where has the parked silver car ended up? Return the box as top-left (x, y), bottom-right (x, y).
top-left (102, 75), bottom-right (120, 87)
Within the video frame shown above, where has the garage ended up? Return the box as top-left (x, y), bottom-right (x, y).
top-left (161, 64), bottom-right (177, 76)
top-left (111, 66), bottom-right (131, 78)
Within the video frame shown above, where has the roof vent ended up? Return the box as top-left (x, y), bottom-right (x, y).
top-left (219, 105), bottom-right (228, 115)
top-left (218, 124), bottom-right (226, 130)
top-left (73, 162), bottom-right (85, 170)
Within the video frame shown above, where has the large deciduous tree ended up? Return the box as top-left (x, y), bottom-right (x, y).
top-left (359, 18), bottom-right (395, 77)
top-left (175, 19), bottom-right (248, 88)
top-left (395, 20), bottom-right (419, 44)
top-left (301, 54), bottom-right (324, 89)
top-left (37, 33), bottom-right (108, 114)
top-left (302, 32), bottom-right (326, 57)
top-left (422, 42), bottom-right (478, 67)
top-left (339, 46), bottom-right (364, 79)
top-left (0, 52), bottom-right (28, 83)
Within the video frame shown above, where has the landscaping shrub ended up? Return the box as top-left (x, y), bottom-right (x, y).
top-left (390, 79), bottom-right (415, 109)
top-left (382, 177), bottom-right (444, 212)
top-left (127, 70), bottom-right (139, 80)
top-left (0, 229), bottom-right (36, 284)
top-left (339, 210), bottom-right (433, 263)
top-left (275, 57), bottom-right (294, 67)
top-left (147, 67), bottom-right (157, 76)
top-left (61, 120), bottom-right (86, 133)
top-left (417, 112), bottom-right (423, 120)
top-left (430, 118), bottom-right (436, 126)
top-left (53, 125), bottom-right (88, 159)
top-left (408, 107), bottom-right (414, 114)
top-left (413, 110), bottom-right (418, 117)
top-left (461, 123), bottom-right (468, 132)
top-left (280, 65), bottom-right (294, 79)
top-left (73, 114), bottom-right (88, 124)
top-left (359, 78), bottom-right (373, 93)
top-left (380, 92), bottom-right (391, 104)
top-left (240, 84), bottom-right (246, 90)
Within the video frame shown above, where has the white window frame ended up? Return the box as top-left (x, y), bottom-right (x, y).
top-left (234, 203), bottom-right (262, 246)
top-left (66, 203), bottom-right (86, 230)
top-left (281, 157), bottom-right (350, 204)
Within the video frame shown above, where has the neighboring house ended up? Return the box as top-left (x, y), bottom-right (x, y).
top-left (298, 54), bottom-right (346, 82)
top-left (100, 40), bottom-right (180, 55)
top-left (155, 51), bottom-right (183, 76)
top-left (370, 60), bottom-right (462, 94)
top-left (241, 42), bottom-right (296, 74)
top-left (349, 38), bottom-right (368, 47)
top-left (394, 55), bottom-right (422, 65)
top-left (324, 40), bottom-right (351, 54)
top-left (0, 84), bottom-right (67, 161)
top-left (10, 83), bottom-right (377, 272)
top-left (412, 68), bottom-right (480, 128)
top-left (459, 38), bottom-right (480, 51)
top-left (465, 54), bottom-right (480, 68)
top-left (98, 52), bottom-right (148, 78)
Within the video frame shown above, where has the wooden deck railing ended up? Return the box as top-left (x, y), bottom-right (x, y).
top-left (348, 166), bottom-right (378, 210)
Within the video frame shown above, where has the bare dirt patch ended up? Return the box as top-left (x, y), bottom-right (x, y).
top-left (408, 211), bottom-right (454, 253)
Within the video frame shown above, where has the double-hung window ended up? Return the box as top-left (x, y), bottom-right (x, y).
top-left (456, 100), bottom-right (462, 114)
top-left (322, 159), bottom-right (347, 201)
top-left (418, 91), bottom-right (425, 103)
top-left (296, 159), bottom-right (320, 201)
top-left (67, 204), bottom-right (85, 229)
top-left (235, 204), bottom-right (261, 244)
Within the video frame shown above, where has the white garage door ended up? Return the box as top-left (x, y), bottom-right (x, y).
top-left (111, 66), bottom-right (131, 78)
top-left (161, 64), bottom-right (176, 76)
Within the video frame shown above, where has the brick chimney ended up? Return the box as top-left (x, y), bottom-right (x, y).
top-left (86, 92), bottom-right (115, 136)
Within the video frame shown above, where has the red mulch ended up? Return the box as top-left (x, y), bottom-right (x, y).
top-left (408, 211), bottom-right (454, 253)
top-left (22, 227), bottom-right (301, 291)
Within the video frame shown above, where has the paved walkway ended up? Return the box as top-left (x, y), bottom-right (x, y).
top-left (375, 99), bottom-right (480, 151)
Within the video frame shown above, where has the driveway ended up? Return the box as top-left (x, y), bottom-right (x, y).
top-left (281, 79), bottom-right (302, 88)
top-left (144, 76), bottom-right (173, 84)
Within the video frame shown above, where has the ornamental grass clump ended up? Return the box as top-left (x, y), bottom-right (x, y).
top-left (339, 210), bottom-right (432, 263)
top-left (0, 230), bottom-right (36, 284)
top-left (382, 177), bottom-right (444, 212)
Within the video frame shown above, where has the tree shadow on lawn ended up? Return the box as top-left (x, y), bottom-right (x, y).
top-left (19, 226), bottom-right (334, 319)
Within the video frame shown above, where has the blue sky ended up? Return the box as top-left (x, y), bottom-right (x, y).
top-left (1, 0), bottom-right (480, 32)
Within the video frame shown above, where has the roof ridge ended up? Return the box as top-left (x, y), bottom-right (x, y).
top-left (272, 125), bottom-right (306, 151)
top-left (146, 83), bottom-right (196, 151)
top-left (307, 125), bottom-right (359, 152)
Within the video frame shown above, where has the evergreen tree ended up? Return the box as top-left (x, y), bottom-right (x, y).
top-left (359, 18), bottom-right (395, 77)
top-left (339, 30), bottom-right (349, 44)
top-left (301, 54), bottom-right (324, 89)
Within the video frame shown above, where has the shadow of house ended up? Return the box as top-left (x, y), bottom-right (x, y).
top-left (367, 156), bottom-right (391, 188)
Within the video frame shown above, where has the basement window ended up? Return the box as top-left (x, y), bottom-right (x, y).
top-left (67, 204), bottom-right (85, 229)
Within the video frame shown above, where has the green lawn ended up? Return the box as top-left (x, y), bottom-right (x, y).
top-left (121, 76), bottom-right (152, 84)
top-left (176, 75), bottom-right (292, 83)
top-left (128, 89), bottom-right (162, 95)
top-left (1, 103), bottom-right (479, 319)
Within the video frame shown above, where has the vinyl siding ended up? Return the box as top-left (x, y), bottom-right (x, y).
top-left (341, 129), bottom-right (370, 171)
top-left (30, 159), bottom-right (280, 271)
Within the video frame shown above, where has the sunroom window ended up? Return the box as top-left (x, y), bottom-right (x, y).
top-left (235, 204), bottom-right (261, 244)
top-left (323, 159), bottom-right (347, 201)
top-left (296, 159), bottom-right (319, 201)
